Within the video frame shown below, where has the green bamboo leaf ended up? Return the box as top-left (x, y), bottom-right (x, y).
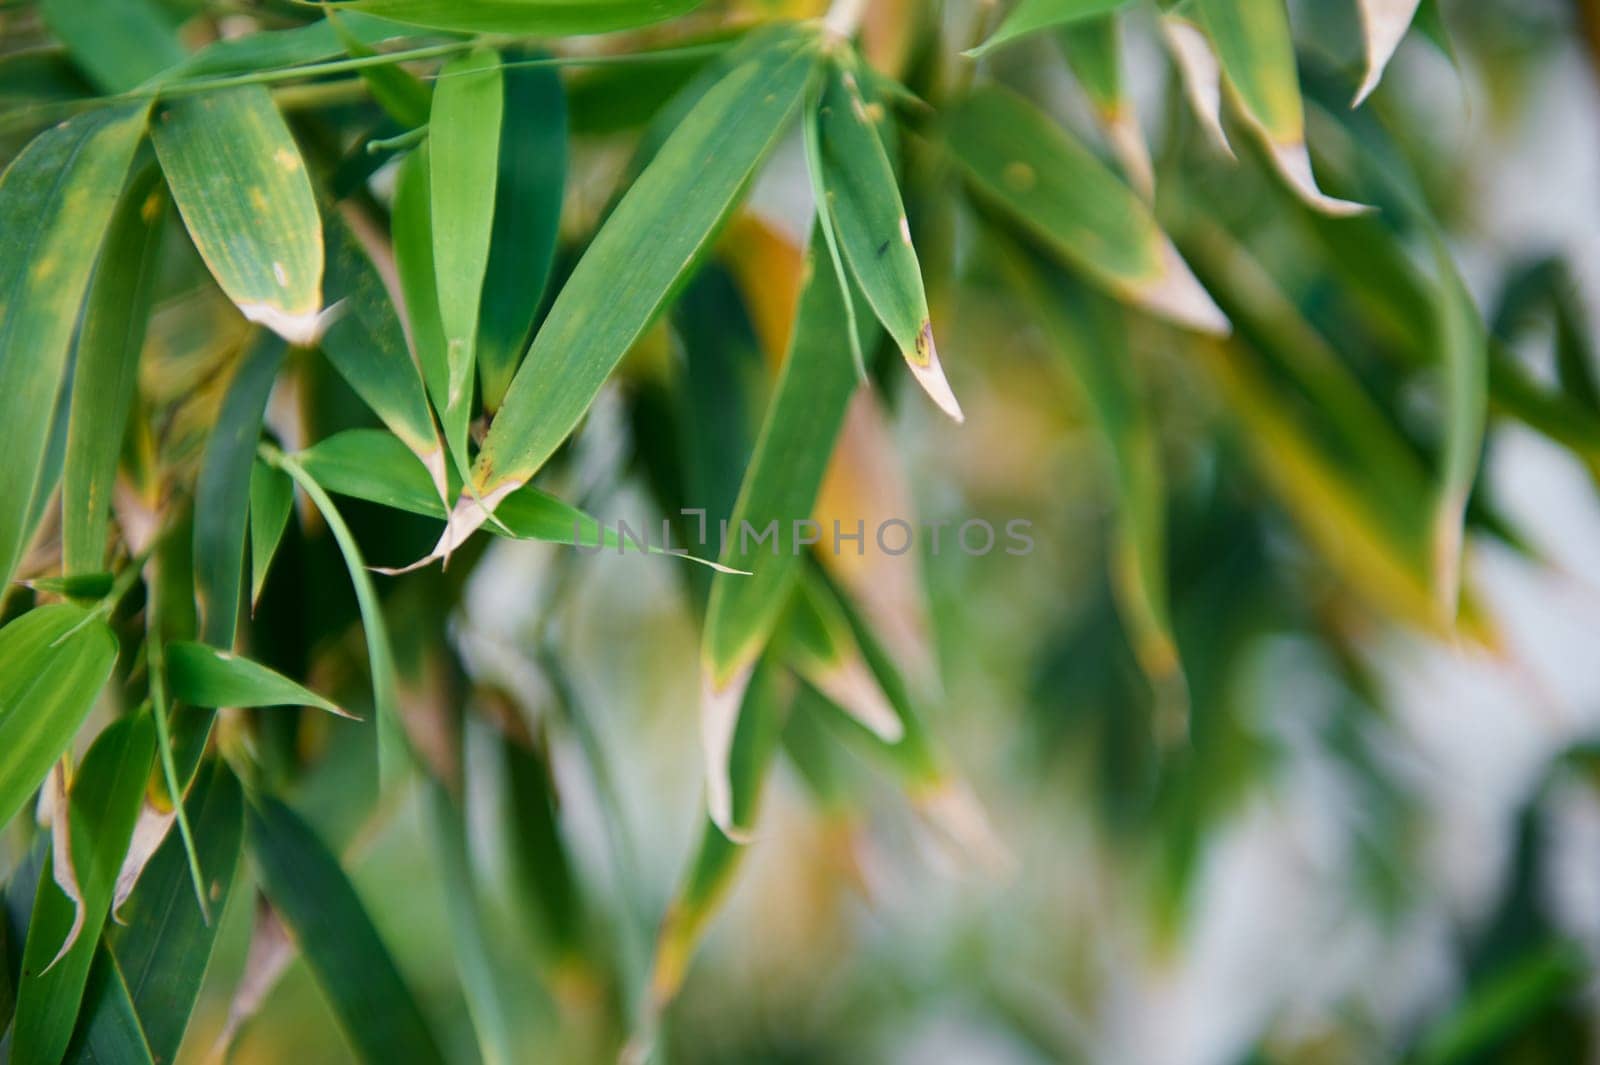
top-left (330, 14), bottom-right (432, 128)
top-left (0, 104), bottom-right (148, 593)
top-left (780, 574), bottom-right (904, 744)
top-left (193, 334), bottom-right (287, 649)
top-left (249, 459), bottom-right (294, 608)
top-left (1158, 10), bottom-right (1235, 156)
top-left (478, 61), bottom-right (568, 413)
top-left (166, 641), bottom-right (355, 720)
top-left (247, 796), bottom-right (447, 1065)
top-left (1428, 244), bottom-right (1487, 619)
top-left (391, 144), bottom-right (459, 478)
top-left (966, 0), bottom-right (1133, 57)
top-left (63, 169), bottom-right (164, 577)
top-left (0, 605), bottom-right (120, 834)
top-left (18, 574), bottom-right (115, 600)
top-left (1192, 0), bottom-right (1367, 214)
top-left (329, 0), bottom-right (705, 35)
top-left (653, 657), bottom-right (788, 1004)
top-left (39, 0), bottom-right (184, 93)
top-left (491, 720), bottom-right (585, 965)
top-left (152, 87), bottom-right (325, 344)
top-left (269, 449), bottom-right (409, 783)
top-left (62, 947), bottom-right (153, 1065)
top-left (12, 713), bottom-right (155, 1065)
top-left (944, 85), bottom-right (1227, 334)
top-left (428, 48), bottom-right (504, 466)
top-left (173, 12), bottom-right (409, 82)
top-left (1353, 0), bottom-right (1422, 106)
top-left (453, 25), bottom-right (819, 551)
top-left (321, 207), bottom-right (448, 502)
top-left (1414, 942), bottom-right (1587, 1065)
top-left (701, 238), bottom-right (866, 823)
top-left (816, 54), bottom-right (961, 420)
top-left (1056, 16), bottom-right (1153, 197)
top-left (70, 759), bottom-right (244, 1065)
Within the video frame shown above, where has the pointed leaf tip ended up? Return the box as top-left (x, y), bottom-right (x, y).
top-left (911, 323), bottom-right (965, 422)
top-left (701, 662), bottom-right (754, 837)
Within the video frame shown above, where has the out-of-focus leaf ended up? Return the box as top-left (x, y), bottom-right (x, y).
top-left (152, 87), bottom-right (324, 345)
top-left (493, 720), bottom-right (584, 966)
top-left (817, 55), bottom-right (961, 420)
top-left (328, 0), bottom-right (706, 35)
top-left (456, 26), bottom-right (818, 550)
top-left (653, 658), bottom-right (788, 1004)
top-left (193, 334), bottom-right (287, 649)
top-left (429, 49), bottom-right (504, 465)
top-left (1415, 942), bottom-right (1587, 1065)
top-left (966, 0), bottom-right (1133, 57)
top-left (270, 449), bottom-right (409, 783)
top-left (39, 0), bottom-right (183, 92)
top-left (1193, 0), bottom-right (1367, 215)
top-left (249, 459), bottom-right (294, 608)
top-left (0, 104), bottom-right (148, 593)
top-left (780, 573), bottom-right (904, 744)
top-left (247, 796), bottom-right (447, 1065)
top-left (19, 574), bottom-right (115, 600)
top-left (12, 713), bottom-right (155, 1065)
top-left (1003, 247), bottom-right (1182, 723)
top-left (172, 12), bottom-right (408, 82)
top-left (70, 759), bottom-right (245, 1065)
top-left (944, 85), bottom-right (1227, 334)
top-left (1057, 16), bottom-right (1153, 198)
top-left (330, 14), bottom-right (432, 128)
top-left (0, 605), bottom-right (119, 833)
top-left (1159, 11), bottom-right (1234, 156)
top-left (478, 61), bottom-right (567, 413)
top-left (1354, 0), bottom-right (1422, 105)
top-left (425, 783), bottom-right (514, 1065)
top-left (1427, 246), bottom-right (1486, 619)
top-left (321, 207), bottom-right (448, 502)
top-left (63, 169), bottom-right (164, 578)
top-left (166, 641), bottom-right (355, 720)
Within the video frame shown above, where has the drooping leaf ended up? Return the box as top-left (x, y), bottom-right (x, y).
top-left (477, 61), bottom-right (568, 412)
top-left (63, 168), bottom-right (165, 577)
top-left (247, 796), bottom-right (447, 1065)
top-left (1192, 0), bottom-right (1367, 215)
top-left (193, 334), bottom-right (287, 649)
top-left (1353, 0), bottom-right (1423, 106)
top-left (328, 0), bottom-right (706, 35)
top-left (249, 459), bottom-right (294, 608)
top-left (0, 104), bottom-right (149, 593)
top-left (152, 87), bottom-right (325, 344)
top-left (1056, 16), bottom-right (1153, 197)
top-left (11, 713), bottom-right (155, 1065)
top-left (1158, 11), bottom-right (1235, 156)
top-left (429, 48), bottom-right (504, 464)
top-left (166, 641), bottom-right (355, 720)
top-left (966, 0), bottom-right (1134, 57)
top-left (816, 54), bottom-right (961, 420)
top-left (944, 85), bottom-right (1228, 334)
top-left (70, 759), bottom-right (245, 1065)
top-left (455, 25), bottom-right (819, 549)
top-left (779, 573), bottom-right (905, 744)
top-left (0, 605), bottom-right (120, 833)
top-left (320, 206), bottom-right (448, 502)
top-left (701, 237), bottom-right (865, 813)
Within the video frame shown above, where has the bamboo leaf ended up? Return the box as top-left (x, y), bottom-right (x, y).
top-left (816, 54), bottom-right (961, 420)
top-left (320, 206), bottom-right (448, 502)
top-left (173, 12), bottom-right (410, 83)
top-left (12, 713), bottom-right (155, 1065)
top-left (39, 0), bottom-right (184, 93)
top-left (1056, 16), bottom-right (1153, 198)
top-left (62, 947), bottom-right (154, 1065)
top-left (0, 104), bottom-right (148, 593)
top-left (478, 61), bottom-right (568, 413)
top-left (1428, 245), bottom-right (1487, 619)
top-left (72, 759), bottom-right (245, 1065)
top-left (0, 605), bottom-right (120, 833)
top-left (152, 87), bottom-right (325, 344)
top-left (329, 0), bottom-right (706, 35)
top-left (1354, 0), bottom-right (1422, 106)
top-left (193, 334), bottom-right (287, 649)
top-left (63, 169), bottom-right (164, 577)
top-left (247, 796), bottom-right (447, 1065)
top-left (429, 49), bottom-right (504, 463)
top-left (391, 144), bottom-right (460, 478)
top-left (330, 14), bottom-right (432, 128)
top-left (966, 0), bottom-right (1134, 58)
top-left (1158, 12), bottom-right (1235, 157)
top-left (944, 85), bottom-right (1228, 334)
top-left (1192, 0), bottom-right (1368, 215)
top-left (780, 573), bottom-right (904, 744)
top-left (166, 641), bottom-right (356, 720)
top-left (249, 459), bottom-right (294, 608)
top-left (453, 26), bottom-right (819, 552)
top-left (701, 237), bottom-right (864, 807)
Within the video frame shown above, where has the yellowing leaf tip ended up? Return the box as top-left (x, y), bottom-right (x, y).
top-left (909, 322), bottom-right (965, 423)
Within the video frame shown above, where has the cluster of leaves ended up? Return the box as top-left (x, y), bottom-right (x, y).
top-left (0, 0), bottom-right (1595, 1060)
